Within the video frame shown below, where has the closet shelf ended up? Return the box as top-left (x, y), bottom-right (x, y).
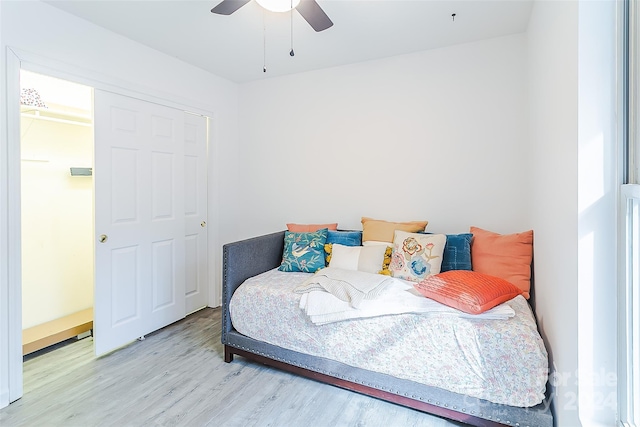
top-left (20, 105), bottom-right (92, 127)
top-left (23, 308), bottom-right (93, 355)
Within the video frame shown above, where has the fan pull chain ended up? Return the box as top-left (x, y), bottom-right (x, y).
top-left (289, 0), bottom-right (295, 56)
top-left (263, 11), bottom-right (267, 72)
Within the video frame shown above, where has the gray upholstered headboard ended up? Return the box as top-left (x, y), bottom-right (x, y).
top-left (221, 231), bottom-right (285, 341)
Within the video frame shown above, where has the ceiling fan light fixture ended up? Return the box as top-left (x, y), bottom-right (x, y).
top-left (256, 0), bottom-right (300, 13)
top-left (211, 0), bottom-right (332, 32)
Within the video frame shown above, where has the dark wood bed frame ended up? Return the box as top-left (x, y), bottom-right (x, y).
top-left (221, 231), bottom-right (553, 427)
top-left (224, 346), bottom-right (508, 427)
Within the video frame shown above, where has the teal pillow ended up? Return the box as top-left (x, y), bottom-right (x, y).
top-left (326, 230), bottom-right (362, 246)
top-left (419, 232), bottom-right (472, 272)
top-left (441, 233), bottom-right (473, 272)
top-left (279, 228), bottom-right (329, 273)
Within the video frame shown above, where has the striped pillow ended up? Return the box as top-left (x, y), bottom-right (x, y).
top-left (414, 270), bottom-right (523, 314)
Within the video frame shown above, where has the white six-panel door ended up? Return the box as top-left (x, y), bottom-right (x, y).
top-left (93, 90), bottom-right (188, 356)
top-left (184, 113), bottom-right (208, 314)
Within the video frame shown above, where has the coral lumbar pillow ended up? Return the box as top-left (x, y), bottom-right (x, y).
top-left (470, 226), bottom-right (533, 299)
top-left (414, 270), bottom-right (523, 314)
top-left (390, 231), bottom-right (446, 282)
top-left (287, 223), bottom-right (338, 232)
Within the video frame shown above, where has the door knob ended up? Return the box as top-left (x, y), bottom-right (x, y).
top-left (201, 221), bottom-right (206, 228)
top-left (99, 234), bottom-right (108, 243)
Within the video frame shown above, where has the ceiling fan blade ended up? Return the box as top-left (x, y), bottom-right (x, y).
top-left (211, 0), bottom-right (251, 15)
top-left (296, 0), bottom-right (333, 32)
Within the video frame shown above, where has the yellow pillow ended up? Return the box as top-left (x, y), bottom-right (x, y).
top-left (380, 246), bottom-right (393, 275)
top-left (361, 217), bottom-right (429, 243)
top-left (324, 243), bottom-right (333, 265)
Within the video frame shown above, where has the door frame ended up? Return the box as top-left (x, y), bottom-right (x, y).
top-left (0, 47), bottom-right (220, 407)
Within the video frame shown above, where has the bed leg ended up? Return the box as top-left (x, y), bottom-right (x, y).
top-left (224, 345), bottom-right (234, 363)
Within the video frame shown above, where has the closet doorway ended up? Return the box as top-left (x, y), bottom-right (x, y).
top-left (20, 70), bottom-right (95, 356)
top-left (18, 70), bottom-right (210, 360)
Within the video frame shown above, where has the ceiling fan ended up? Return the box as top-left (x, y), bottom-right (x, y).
top-left (211, 0), bottom-right (333, 32)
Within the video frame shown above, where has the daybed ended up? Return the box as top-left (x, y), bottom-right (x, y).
top-left (222, 230), bottom-right (553, 427)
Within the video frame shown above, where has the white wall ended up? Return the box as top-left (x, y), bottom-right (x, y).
top-left (0, 0), bottom-right (9, 411)
top-left (235, 34), bottom-right (531, 241)
top-left (527, 0), bottom-right (621, 425)
top-left (528, 1), bottom-right (620, 425)
top-left (20, 115), bottom-right (94, 329)
top-left (527, 1), bottom-right (579, 425)
top-left (576, 1), bottom-right (619, 425)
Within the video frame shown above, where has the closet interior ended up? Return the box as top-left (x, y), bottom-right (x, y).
top-left (20, 70), bottom-right (95, 355)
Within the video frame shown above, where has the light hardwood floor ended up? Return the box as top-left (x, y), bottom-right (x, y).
top-left (0, 308), bottom-right (465, 427)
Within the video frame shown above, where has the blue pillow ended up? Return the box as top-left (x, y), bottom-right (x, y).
top-left (279, 228), bottom-right (329, 273)
top-left (326, 230), bottom-right (362, 246)
top-left (420, 232), bottom-right (472, 272)
top-left (441, 233), bottom-right (473, 272)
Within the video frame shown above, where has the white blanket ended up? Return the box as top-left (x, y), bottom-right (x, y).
top-left (294, 267), bottom-right (392, 308)
top-left (299, 278), bottom-right (515, 325)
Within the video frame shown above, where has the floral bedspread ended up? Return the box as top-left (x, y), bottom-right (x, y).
top-left (229, 268), bottom-right (548, 407)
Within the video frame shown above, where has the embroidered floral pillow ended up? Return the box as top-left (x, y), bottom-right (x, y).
top-left (279, 228), bottom-right (329, 273)
top-left (389, 231), bottom-right (447, 282)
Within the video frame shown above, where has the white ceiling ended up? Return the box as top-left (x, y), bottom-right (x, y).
top-left (45, 0), bottom-right (534, 83)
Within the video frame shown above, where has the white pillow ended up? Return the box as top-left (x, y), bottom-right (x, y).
top-left (329, 244), bottom-right (388, 274)
top-left (390, 231), bottom-right (447, 282)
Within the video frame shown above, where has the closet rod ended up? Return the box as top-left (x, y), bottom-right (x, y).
top-left (20, 113), bottom-right (92, 127)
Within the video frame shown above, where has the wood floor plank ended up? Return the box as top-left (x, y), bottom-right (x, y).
top-left (0, 308), bottom-right (465, 427)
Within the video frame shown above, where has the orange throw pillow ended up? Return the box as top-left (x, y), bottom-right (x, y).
top-left (414, 270), bottom-right (523, 314)
top-left (361, 217), bottom-right (428, 243)
top-left (470, 226), bottom-right (533, 299)
top-left (287, 223), bottom-right (338, 232)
